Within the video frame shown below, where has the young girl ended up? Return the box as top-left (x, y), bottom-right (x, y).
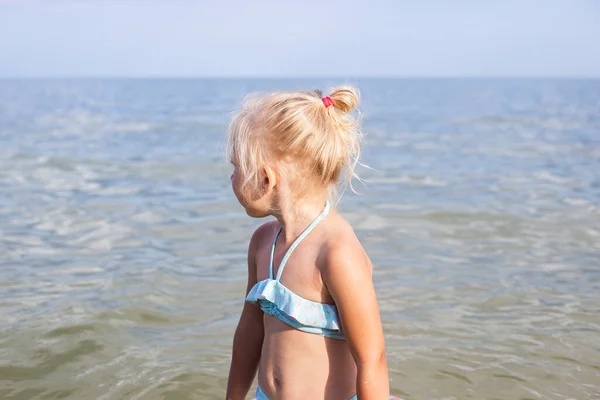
top-left (225, 86), bottom-right (399, 400)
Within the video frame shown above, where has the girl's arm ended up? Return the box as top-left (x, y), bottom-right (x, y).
top-left (226, 227), bottom-right (266, 400)
top-left (322, 236), bottom-right (390, 400)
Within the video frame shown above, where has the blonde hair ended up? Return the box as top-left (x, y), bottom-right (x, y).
top-left (227, 85), bottom-right (362, 202)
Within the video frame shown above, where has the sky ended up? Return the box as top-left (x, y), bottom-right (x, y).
top-left (0, 0), bottom-right (599, 78)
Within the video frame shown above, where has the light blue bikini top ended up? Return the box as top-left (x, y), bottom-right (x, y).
top-left (245, 202), bottom-right (345, 340)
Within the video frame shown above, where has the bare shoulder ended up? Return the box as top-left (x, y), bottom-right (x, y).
top-left (322, 214), bottom-right (372, 277)
top-left (248, 220), bottom-right (279, 254)
top-left (245, 220), bottom-right (279, 287)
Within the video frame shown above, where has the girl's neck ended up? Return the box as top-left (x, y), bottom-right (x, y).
top-left (272, 193), bottom-right (329, 244)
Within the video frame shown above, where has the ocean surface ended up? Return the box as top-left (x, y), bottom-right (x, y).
top-left (0, 78), bottom-right (599, 400)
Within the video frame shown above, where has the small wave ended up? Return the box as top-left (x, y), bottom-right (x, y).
top-left (369, 175), bottom-right (447, 187)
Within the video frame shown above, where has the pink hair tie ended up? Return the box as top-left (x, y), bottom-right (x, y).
top-left (322, 96), bottom-right (335, 108)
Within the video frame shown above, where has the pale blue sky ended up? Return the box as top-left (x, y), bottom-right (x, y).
top-left (1, 0), bottom-right (599, 77)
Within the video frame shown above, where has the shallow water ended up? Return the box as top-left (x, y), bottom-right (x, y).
top-left (0, 78), bottom-right (599, 399)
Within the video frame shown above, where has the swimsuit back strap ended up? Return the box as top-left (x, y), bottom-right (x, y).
top-left (268, 228), bottom-right (283, 279)
top-left (270, 202), bottom-right (330, 282)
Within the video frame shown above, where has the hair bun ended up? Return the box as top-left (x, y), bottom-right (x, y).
top-left (328, 86), bottom-right (359, 113)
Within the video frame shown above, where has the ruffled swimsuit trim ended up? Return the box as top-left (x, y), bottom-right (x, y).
top-left (246, 279), bottom-right (344, 339)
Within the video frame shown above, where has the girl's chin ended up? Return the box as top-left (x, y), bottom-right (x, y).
top-left (243, 204), bottom-right (269, 219)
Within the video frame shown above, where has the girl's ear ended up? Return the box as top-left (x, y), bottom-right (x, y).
top-left (262, 165), bottom-right (278, 193)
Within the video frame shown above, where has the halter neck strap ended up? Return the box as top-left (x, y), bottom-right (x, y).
top-left (269, 202), bottom-right (330, 281)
